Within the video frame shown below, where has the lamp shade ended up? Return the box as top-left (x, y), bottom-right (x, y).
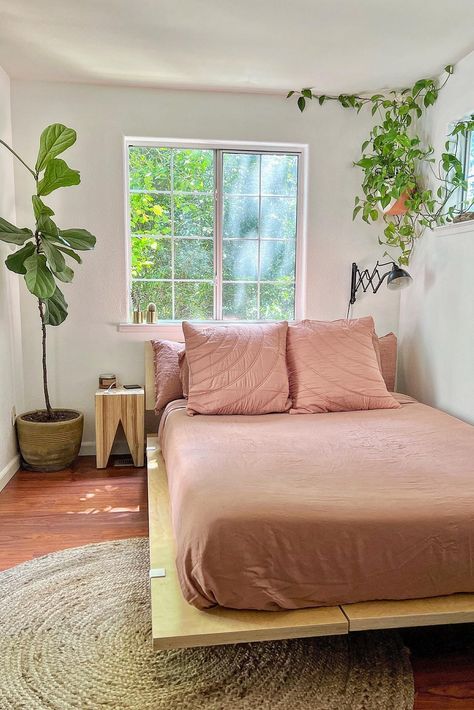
top-left (386, 265), bottom-right (412, 291)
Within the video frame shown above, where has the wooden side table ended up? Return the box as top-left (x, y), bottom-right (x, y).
top-left (95, 387), bottom-right (145, 468)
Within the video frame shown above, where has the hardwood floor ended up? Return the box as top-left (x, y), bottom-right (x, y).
top-left (0, 456), bottom-right (148, 571)
top-left (1, 457), bottom-right (473, 709)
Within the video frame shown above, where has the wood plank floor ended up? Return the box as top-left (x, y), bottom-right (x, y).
top-left (1, 457), bottom-right (473, 709)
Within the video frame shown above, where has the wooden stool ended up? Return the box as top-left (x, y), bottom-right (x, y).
top-left (95, 387), bottom-right (145, 468)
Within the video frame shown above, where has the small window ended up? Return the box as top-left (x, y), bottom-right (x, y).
top-left (463, 129), bottom-right (474, 208)
top-left (127, 142), bottom-right (303, 322)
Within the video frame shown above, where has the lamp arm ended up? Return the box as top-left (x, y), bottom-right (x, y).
top-left (371, 270), bottom-right (390, 294)
top-left (349, 261), bottom-right (396, 304)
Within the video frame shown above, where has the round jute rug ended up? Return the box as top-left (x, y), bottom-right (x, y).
top-left (0, 538), bottom-right (414, 709)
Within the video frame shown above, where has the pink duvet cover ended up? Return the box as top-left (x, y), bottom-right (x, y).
top-left (159, 396), bottom-right (474, 611)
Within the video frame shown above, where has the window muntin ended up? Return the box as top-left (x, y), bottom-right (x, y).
top-left (128, 144), bottom-right (301, 322)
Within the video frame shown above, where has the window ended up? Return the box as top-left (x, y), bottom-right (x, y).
top-left (126, 141), bottom-right (303, 322)
top-left (462, 129), bottom-right (474, 208)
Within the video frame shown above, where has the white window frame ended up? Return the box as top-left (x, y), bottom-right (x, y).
top-left (120, 137), bottom-right (308, 337)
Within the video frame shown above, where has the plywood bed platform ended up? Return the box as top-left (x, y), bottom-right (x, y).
top-left (147, 435), bottom-right (474, 651)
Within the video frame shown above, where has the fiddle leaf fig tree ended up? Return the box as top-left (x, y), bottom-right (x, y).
top-left (0, 124), bottom-right (96, 420)
top-left (289, 66), bottom-right (474, 265)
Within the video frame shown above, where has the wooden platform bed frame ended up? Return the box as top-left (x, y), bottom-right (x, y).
top-left (145, 345), bottom-right (474, 652)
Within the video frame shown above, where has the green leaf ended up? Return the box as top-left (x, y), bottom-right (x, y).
top-left (24, 253), bottom-right (56, 298)
top-left (286, 91), bottom-right (295, 98)
top-left (297, 96), bottom-right (306, 113)
top-left (35, 124), bottom-right (77, 173)
top-left (444, 64), bottom-right (454, 75)
top-left (37, 214), bottom-right (59, 238)
top-left (412, 79), bottom-right (427, 97)
top-left (58, 228), bottom-right (96, 251)
top-left (0, 217), bottom-right (33, 245)
top-left (43, 286), bottom-right (68, 326)
top-left (301, 88), bottom-right (312, 98)
top-left (318, 95), bottom-right (326, 105)
top-left (5, 242), bottom-right (35, 274)
top-left (32, 195), bottom-right (54, 220)
top-left (55, 245), bottom-right (82, 264)
top-left (37, 158), bottom-right (80, 196)
top-left (41, 236), bottom-right (66, 273)
top-left (423, 90), bottom-right (436, 107)
top-left (53, 265), bottom-right (74, 283)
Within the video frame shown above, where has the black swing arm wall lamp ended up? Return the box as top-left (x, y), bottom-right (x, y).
top-left (350, 260), bottom-right (412, 305)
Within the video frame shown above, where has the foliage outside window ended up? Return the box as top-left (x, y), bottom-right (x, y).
top-left (128, 144), bottom-right (300, 321)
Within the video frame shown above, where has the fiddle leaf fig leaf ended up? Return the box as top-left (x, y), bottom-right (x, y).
top-left (24, 253), bottom-right (56, 298)
top-left (53, 266), bottom-right (74, 283)
top-left (37, 158), bottom-right (80, 196)
top-left (37, 214), bottom-right (60, 238)
top-left (5, 242), bottom-right (35, 274)
top-left (0, 217), bottom-right (33, 245)
top-left (35, 124), bottom-right (77, 173)
top-left (32, 195), bottom-right (54, 220)
top-left (55, 245), bottom-right (82, 264)
top-left (41, 236), bottom-right (66, 273)
top-left (43, 286), bottom-right (68, 326)
top-left (58, 228), bottom-right (96, 251)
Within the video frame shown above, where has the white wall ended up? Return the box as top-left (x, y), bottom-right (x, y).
top-left (10, 80), bottom-right (400, 451)
top-left (0, 66), bottom-right (23, 485)
top-left (398, 51), bottom-right (474, 423)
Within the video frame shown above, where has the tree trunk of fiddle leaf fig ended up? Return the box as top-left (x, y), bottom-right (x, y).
top-left (38, 298), bottom-right (54, 420)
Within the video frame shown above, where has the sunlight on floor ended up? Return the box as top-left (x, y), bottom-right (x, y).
top-left (67, 506), bottom-right (140, 514)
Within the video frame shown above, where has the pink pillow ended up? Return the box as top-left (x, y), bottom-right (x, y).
top-left (151, 339), bottom-right (184, 413)
top-left (178, 349), bottom-right (190, 398)
top-left (377, 333), bottom-right (397, 391)
top-left (287, 317), bottom-right (400, 413)
top-left (183, 321), bottom-right (291, 415)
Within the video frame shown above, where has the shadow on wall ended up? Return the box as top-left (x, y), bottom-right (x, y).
top-left (397, 248), bottom-right (436, 402)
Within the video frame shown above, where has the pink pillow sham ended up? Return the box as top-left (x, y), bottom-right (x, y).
top-left (183, 321), bottom-right (291, 416)
top-left (287, 317), bottom-right (400, 413)
top-left (151, 339), bottom-right (186, 413)
top-left (178, 349), bottom-right (190, 398)
top-left (377, 332), bottom-right (397, 392)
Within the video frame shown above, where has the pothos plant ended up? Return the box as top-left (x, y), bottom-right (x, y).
top-left (289, 65), bottom-right (474, 265)
top-left (0, 124), bottom-right (96, 421)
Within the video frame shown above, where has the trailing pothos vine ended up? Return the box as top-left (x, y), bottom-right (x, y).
top-left (289, 65), bottom-right (474, 265)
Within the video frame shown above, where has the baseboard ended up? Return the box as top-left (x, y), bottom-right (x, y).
top-left (0, 454), bottom-right (20, 493)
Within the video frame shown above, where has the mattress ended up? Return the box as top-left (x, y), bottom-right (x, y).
top-left (159, 396), bottom-right (474, 611)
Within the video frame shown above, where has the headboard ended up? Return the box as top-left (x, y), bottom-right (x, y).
top-left (145, 342), bottom-right (155, 411)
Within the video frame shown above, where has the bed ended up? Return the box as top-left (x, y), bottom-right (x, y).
top-left (145, 343), bottom-right (474, 650)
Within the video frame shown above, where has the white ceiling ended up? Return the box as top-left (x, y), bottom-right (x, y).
top-left (0, 0), bottom-right (473, 95)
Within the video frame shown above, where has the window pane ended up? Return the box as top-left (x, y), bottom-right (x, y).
top-left (131, 281), bottom-right (172, 318)
top-left (223, 196), bottom-right (259, 237)
top-left (259, 283), bottom-right (295, 320)
top-left (173, 149), bottom-right (214, 192)
top-left (174, 282), bottom-right (214, 319)
top-left (130, 194), bottom-right (171, 235)
top-left (223, 153), bottom-right (259, 195)
top-left (260, 240), bottom-right (296, 282)
top-left (174, 195), bottom-right (214, 237)
top-left (131, 237), bottom-right (171, 279)
top-left (261, 196), bottom-right (297, 238)
top-left (261, 154), bottom-right (298, 196)
top-left (129, 147), bottom-right (171, 191)
top-left (223, 283), bottom-right (258, 320)
top-left (223, 239), bottom-right (258, 281)
top-left (174, 239), bottom-right (213, 280)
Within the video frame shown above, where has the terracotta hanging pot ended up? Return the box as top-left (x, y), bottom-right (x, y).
top-left (382, 190), bottom-right (411, 216)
